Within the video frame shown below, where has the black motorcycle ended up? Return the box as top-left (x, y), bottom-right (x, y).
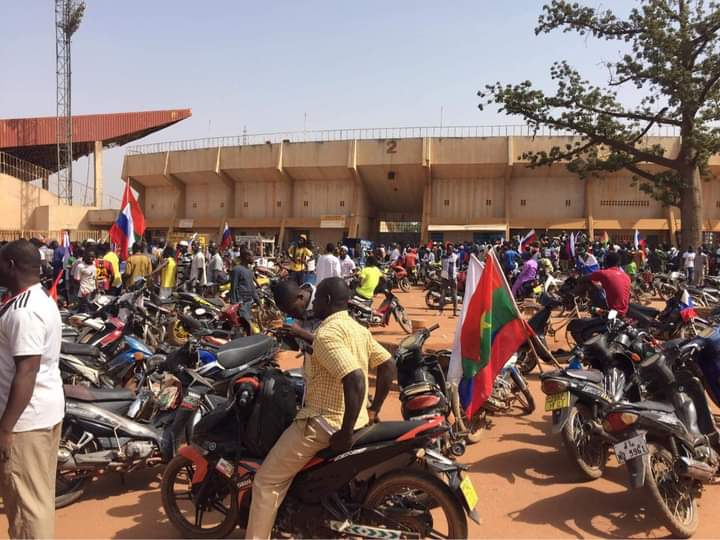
top-left (160, 361), bottom-right (479, 538)
top-left (602, 339), bottom-right (720, 538)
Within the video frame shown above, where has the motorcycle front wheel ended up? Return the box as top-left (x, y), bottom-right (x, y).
top-left (55, 429), bottom-right (98, 508)
top-left (363, 470), bottom-right (468, 539)
top-left (393, 305), bottom-right (413, 334)
top-left (161, 455), bottom-right (239, 539)
top-left (509, 369), bottom-right (535, 415)
top-left (425, 290), bottom-right (441, 309)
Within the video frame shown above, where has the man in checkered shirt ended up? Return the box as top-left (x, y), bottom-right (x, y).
top-left (246, 277), bottom-right (396, 539)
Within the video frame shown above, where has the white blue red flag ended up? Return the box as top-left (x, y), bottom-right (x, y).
top-left (220, 222), bottom-right (232, 250)
top-left (519, 229), bottom-right (536, 252)
top-left (679, 289), bottom-right (697, 322)
top-left (109, 180), bottom-right (146, 260)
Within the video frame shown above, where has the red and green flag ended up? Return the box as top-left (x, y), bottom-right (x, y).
top-left (460, 250), bottom-right (528, 417)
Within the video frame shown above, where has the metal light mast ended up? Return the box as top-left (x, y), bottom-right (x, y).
top-left (55, 0), bottom-right (85, 205)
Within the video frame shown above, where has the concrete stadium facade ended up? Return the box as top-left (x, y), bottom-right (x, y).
top-left (121, 129), bottom-right (720, 248)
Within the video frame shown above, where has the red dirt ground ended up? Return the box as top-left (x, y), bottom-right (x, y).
top-left (2, 289), bottom-right (719, 538)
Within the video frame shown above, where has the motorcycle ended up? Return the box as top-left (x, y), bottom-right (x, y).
top-left (540, 311), bottom-right (646, 480)
top-left (56, 366), bottom-right (216, 508)
top-left (160, 362), bottom-right (479, 538)
top-left (384, 264), bottom-right (411, 293)
top-left (348, 289), bottom-right (413, 334)
top-left (424, 276), bottom-right (464, 310)
top-left (602, 339), bottom-right (720, 538)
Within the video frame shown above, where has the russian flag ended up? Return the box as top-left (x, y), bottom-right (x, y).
top-left (519, 229), bottom-right (536, 252)
top-left (109, 180), bottom-right (146, 260)
top-left (634, 229), bottom-right (646, 251)
top-left (220, 222), bottom-right (232, 250)
top-left (679, 289), bottom-right (697, 322)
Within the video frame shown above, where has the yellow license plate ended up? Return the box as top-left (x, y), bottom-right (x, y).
top-left (544, 391), bottom-right (570, 412)
top-left (459, 475), bottom-right (478, 510)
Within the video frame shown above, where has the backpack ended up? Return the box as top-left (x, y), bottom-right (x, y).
top-left (242, 369), bottom-right (299, 457)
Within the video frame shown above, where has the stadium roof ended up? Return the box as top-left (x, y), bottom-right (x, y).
top-left (0, 109), bottom-right (191, 172)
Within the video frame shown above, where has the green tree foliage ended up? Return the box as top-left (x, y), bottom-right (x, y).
top-left (479, 0), bottom-right (720, 245)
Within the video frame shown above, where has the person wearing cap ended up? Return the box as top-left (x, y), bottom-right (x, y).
top-left (339, 246), bottom-right (356, 278)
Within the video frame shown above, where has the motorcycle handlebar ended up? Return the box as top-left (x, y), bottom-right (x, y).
top-left (427, 323), bottom-right (440, 332)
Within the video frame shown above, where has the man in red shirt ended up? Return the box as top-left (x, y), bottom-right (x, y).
top-left (585, 251), bottom-right (631, 315)
top-left (403, 248), bottom-right (418, 272)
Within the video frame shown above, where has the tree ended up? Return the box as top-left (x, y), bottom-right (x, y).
top-left (479, 0), bottom-right (720, 246)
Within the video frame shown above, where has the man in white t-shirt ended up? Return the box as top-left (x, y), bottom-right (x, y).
top-left (73, 249), bottom-right (97, 313)
top-left (0, 240), bottom-right (63, 539)
top-left (189, 242), bottom-right (207, 289)
top-left (683, 245), bottom-right (696, 283)
top-left (315, 243), bottom-right (342, 284)
top-left (339, 246), bottom-right (356, 278)
top-left (389, 244), bottom-right (401, 263)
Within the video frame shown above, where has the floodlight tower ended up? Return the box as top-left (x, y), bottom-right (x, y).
top-left (55, 0), bottom-right (85, 204)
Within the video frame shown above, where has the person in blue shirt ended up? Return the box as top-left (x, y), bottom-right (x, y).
top-left (503, 246), bottom-right (520, 274)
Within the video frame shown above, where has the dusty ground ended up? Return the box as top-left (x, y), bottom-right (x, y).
top-left (2, 289), bottom-right (719, 538)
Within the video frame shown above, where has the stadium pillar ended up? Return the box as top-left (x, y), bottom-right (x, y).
top-left (163, 151), bottom-right (186, 234)
top-left (420, 137), bottom-right (432, 244)
top-left (504, 137), bottom-right (514, 240)
top-left (585, 178), bottom-right (594, 239)
top-left (93, 140), bottom-right (103, 207)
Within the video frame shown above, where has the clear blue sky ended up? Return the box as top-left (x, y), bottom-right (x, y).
top-left (0, 0), bottom-right (632, 200)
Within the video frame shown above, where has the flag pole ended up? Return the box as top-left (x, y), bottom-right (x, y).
top-left (489, 247), bottom-right (560, 370)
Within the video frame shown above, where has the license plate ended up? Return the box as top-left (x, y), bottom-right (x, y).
top-left (614, 434), bottom-right (648, 464)
top-left (459, 475), bottom-right (478, 510)
top-left (544, 391), bottom-right (570, 411)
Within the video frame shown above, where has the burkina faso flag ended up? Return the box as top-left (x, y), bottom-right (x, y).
top-left (460, 249), bottom-right (528, 417)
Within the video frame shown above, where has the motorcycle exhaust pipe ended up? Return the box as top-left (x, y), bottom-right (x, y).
top-left (58, 449), bottom-right (115, 471)
top-left (676, 456), bottom-right (716, 482)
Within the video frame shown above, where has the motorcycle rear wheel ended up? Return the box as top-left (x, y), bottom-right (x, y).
top-left (644, 442), bottom-right (699, 539)
top-left (161, 455), bottom-right (239, 539)
top-left (561, 407), bottom-right (607, 480)
top-left (393, 305), bottom-right (413, 334)
top-left (398, 277), bottom-right (411, 293)
top-left (364, 470), bottom-right (468, 539)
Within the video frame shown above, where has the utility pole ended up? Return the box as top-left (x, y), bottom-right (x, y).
top-left (55, 0), bottom-right (85, 205)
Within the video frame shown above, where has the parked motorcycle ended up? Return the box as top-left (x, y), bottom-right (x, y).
top-left (56, 367), bottom-right (216, 508)
top-left (348, 289), bottom-right (413, 334)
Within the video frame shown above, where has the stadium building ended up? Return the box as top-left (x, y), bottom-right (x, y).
top-left (122, 126), bottom-right (720, 248)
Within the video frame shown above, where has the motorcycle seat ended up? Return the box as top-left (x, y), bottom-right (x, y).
top-left (622, 400), bottom-right (676, 414)
top-left (564, 368), bottom-right (604, 384)
top-left (61, 341), bottom-right (102, 358)
top-left (628, 303), bottom-right (660, 319)
top-left (316, 419), bottom-right (427, 459)
top-left (350, 296), bottom-right (373, 307)
top-left (217, 335), bottom-right (275, 369)
top-left (64, 384), bottom-right (135, 402)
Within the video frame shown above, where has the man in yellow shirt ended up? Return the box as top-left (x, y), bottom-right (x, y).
top-left (150, 246), bottom-right (177, 298)
top-left (287, 235), bottom-right (312, 286)
top-left (246, 277), bottom-right (396, 539)
top-left (124, 243), bottom-right (152, 287)
top-left (100, 244), bottom-right (122, 294)
top-left (355, 255), bottom-right (384, 300)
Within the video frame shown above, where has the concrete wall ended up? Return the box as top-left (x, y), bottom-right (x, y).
top-left (124, 135), bottom-right (720, 245)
